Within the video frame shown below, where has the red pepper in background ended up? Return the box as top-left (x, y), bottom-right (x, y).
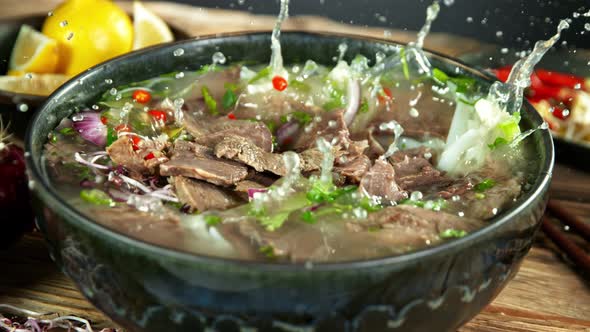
top-left (227, 113), bottom-right (236, 120)
top-left (535, 69), bottom-right (586, 90)
top-left (272, 76), bottom-right (288, 91)
top-left (550, 106), bottom-right (570, 120)
top-left (132, 89), bottom-right (152, 104)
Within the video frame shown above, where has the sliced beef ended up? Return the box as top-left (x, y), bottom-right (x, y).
top-left (391, 153), bottom-right (451, 191)
top-left (366, 126), bottom-right (386, 160)
top-left (183, 113), bottom-right (273, 152)
top-left (359, 158), bottom-right (407, 204)
top-left (245, 170), bottom-right (279, 187)
top-left (174, 176), bottom-right (244, 213)
top-left (160, 141), bottom-right (248, 186)
top-left (334, 154), bottom-right (372, 183)
top-left (235, 180), bottom-right (267, 193)
top-left (214, 135), bottom-right (340, 176)
top-left (106, 136), bottom-right (170, 177)
top-left (291, 109), bottom-right (349, 151)
top-left (346, 205), bottom-right (484, 248)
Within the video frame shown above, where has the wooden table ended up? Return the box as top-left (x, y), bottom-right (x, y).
top-left (1, 1), bottom-right (590, 331)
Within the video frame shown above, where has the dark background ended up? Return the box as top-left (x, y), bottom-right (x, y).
top-left (157, 0), bottom-right (589, 49)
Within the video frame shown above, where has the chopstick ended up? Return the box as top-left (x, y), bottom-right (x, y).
top-left (547, 200), bottom-right (590, 242)
top-left (541, 199), bottom-right (590, 276)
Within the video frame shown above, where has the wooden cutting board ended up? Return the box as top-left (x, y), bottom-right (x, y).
top-left (1, 1), bottom-right (589, 331)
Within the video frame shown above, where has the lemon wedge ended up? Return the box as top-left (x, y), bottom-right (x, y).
top-left (0, 74), bottom-right (69, 96)
top-left (42, 0), bottom-right (133, 76)
top-left (133, 1), bottom-right (174, 50)
top-left (8, 25), bottom-right (59, 75)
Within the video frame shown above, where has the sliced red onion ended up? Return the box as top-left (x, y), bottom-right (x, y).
top-left (343, 78), bottom-right (361, 125)
top-left (247, 188), bottom-right (268, 200)
top-left (276, 121), bottom-right (299, 147)
top-left (72, 112), bottom-right (107, 147)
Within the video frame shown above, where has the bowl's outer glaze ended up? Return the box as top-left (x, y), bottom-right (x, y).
top-left (26, 32), bottom-right (553, 332)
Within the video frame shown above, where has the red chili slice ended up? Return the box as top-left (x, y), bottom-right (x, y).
top-left (550, 106), bottom-right (570, 120)
top-left (272, 76), bottom-right (288, 91)
top-left (144, 152), bottom-right (155, 160)
top-left (131, 136), bottom-right (141, 151)
top-left (132, 89), bottom-right (152, 104)
top-left (535, 69), bottom-right (585, 90)
top-left (227, 113), bottom-right (236, 120)
top-left (378, 87), bottom-right (393, 104)
top-left (100, 116), bottom-right (108, 125)
top-left (148, 110), bottom-right (167, 122)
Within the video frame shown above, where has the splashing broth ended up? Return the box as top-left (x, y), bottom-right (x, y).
top-left (41, 2), bottom-right (560, 263)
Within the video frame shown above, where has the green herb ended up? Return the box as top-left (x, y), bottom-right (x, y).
top-left (165, 126), bottom-right (185, 141)
top-left (400, 47), bottom-right (410, 80)
top-left (50, 133), bottom-right (58, 143)
top-left (359, 197), bottom-right (383, 212)
top-left (488, 137), bottom-right (509, 150)
top-left (474, 179), bottom-right (496, 192)
top-left (359, 98), bottom-right (369, 113)
top-left (307, 181), bottom-right (357, 204)
top-left (474, 193), bottom-right (486, 200)
top-left (289, 80), bottom-right (311, 92)
top-left (222, 89), bottom-right (237, 110)
top-left (106, 127), bottom-right (117, 146)
top-left (280, 111), bottom-right (312, 125)
top-left (265, 121), bottom-right (278, 133)
top-left (259, 245), bottom-right (276, 258)
top-left (259, 211), bottom-right (290, 231)
top-left (249, 66), bottom-right (271, 84)
top-left (322, 82), bottom-right (345, 111)
top-left (301, 210), bottom-right (317, 224)
top-left (59, 127), bottom-right (76, 135)
top-left (432, 68), bottom-right (449, 85)
top-left (80, 189), bottom-right (115, 207)
top-left (201, 86), bottom-right (218, 115)
top-left (453, 77), bottom-right (477, 94)
top-left (440, 229), bottom-right (468, 239)
top-left (204, 215), bottom-right (222, 226)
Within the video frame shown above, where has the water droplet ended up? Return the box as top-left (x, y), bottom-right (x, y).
top-left (328, 120), bottom-right (337, 128)
top-left (173, 48), bottom-right (184, 57)
top-left (410, 191), bottom-right (423, 200)
top-left (105, 79), bottom-right (113, 84)
top-left (383, 30), bottom-right (392, 38)
top-left (18, 103), bottom-right (28, 112)
top-left (28, 180), bottom-right (35, 190)
top-left (564, 225), bottom-right (570, 231)
top-left (25, 73), bottom-right (33, 79)
top-left (60, 20), bottom-right (68, 27)
top-left (175, 72), bottom-right (185, 79)
top-left (92, 104), bottom-right (99, 110)
top-left (304, 261), bottom-right (314, 270)
top-left (501, 48), bottom-right (509, 54)
top-left (496, 30), bottom-right (503, 38)
top-left (466, 16), bottom-right (473, 23)
top-left (574, 83), bottom-right (582, 90)
top-left (452, 195), bottom-right (461, 202)
top-left (585, 23), bottom-right (590, 31)
top-left (237, 0), bottom-right (245, 4)
top-left (481, 18), bottom-right (488, 25)
top-left (174, 98), bottom-right (185, 108)
top-left (443, 0), bottom-right (454, 6)
top-left (110, 88), bottom-right (118, 95)
top-left (72, 114), bottom-right (84, 122)
top-left (492, 208), bottom-right (498, 215)
top-left (409, 107), bottom-right (420, 118)
top-left (458, 211), bottom-right (465, 217)
top-left (47, 11), bottom-right (53, 17)
top-left (540, 122), bottom-right (549, 130)
top-left (424, 152), bottom-right (432, 159)
top-left (66, 32), bottom-right (74, 40)
top-left (212, 51), bottom-right (226, 65)
top-left (573, 12), bottom-right (580, 18)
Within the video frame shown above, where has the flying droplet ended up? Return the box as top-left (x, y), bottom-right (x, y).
top-left (466, 16), bottom-right (473, 23)
top-left (18, 103), bottom-right (29, 112)
top-left (173, 48), bottom-right (184, 57)
top-left (66, 32), bottom-right (74, 40)
top-left (212, 51), bottom-right (226, 64)
top-left (585, 23), bottom-right (590, 31)
top-left (443, 0), bottom-right (454, 6)
top-left (105, 79), bottom-right (113, 84)
top-left (60, 20), bottom-right (68, 27)
top-left (175, 72), bottom-right (185, 79)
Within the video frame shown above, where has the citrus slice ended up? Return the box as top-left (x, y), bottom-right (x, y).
top-left (8, 25), bottom-right (59, 75)
top-left (132, 1), bottom-right (174, 50)
top-left (0, 74), bottom-right (69, 96)
top-left (42, 0), bottom-right (133, 76)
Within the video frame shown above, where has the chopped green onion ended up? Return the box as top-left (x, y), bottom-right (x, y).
top-left (80, 189), bottom-right (115, 207)
top-left (222, 88), bottom-right (237, 110)
top-left (249, 66), bottom-right (271, 84)
top-left (106, 127), bottom-right (117, 146)
top-left (474, 179), bottom-right (496, 192)
top-left (59, 127), bottom-right (76, 135)
top-left (301, 210), bottom-right (317, 224)
top-left (289, 80), bottom-right (311, 92)
top-left (440, 229), bottom-right (468, 239)
top-left (204, 215), bottom-right (222, 226)
top-left (432, 68), bottom-right (449, 85)
top-left (400, 47), bottom-right (410, 80)
top-left (259, 245), bottom-right (276, 258)
top-left (359, 197), bottom-right (383, 212)
top-left (202, 86), bottom-right (218, 115)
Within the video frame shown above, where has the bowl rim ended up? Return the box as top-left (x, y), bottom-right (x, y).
top-left (25, 30), bottom-right (554, 272)
top-left (0, 14), bottom-right (192, 106)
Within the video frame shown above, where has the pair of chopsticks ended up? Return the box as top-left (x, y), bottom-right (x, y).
top-left (542, 200), bottom-right (590, 275)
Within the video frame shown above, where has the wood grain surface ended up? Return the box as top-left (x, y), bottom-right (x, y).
top-left (1, 1), bottom-right (589, 331)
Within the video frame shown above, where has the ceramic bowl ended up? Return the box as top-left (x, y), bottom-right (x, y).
top-left (25, 31), bottom-right (553, 332)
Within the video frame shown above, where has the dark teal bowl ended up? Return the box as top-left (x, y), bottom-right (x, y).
top-left (25, 32), bottom-right (553, 332)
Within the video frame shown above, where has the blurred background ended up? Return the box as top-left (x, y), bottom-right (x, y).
top-left (160, 0), bottom-right (588, 48)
